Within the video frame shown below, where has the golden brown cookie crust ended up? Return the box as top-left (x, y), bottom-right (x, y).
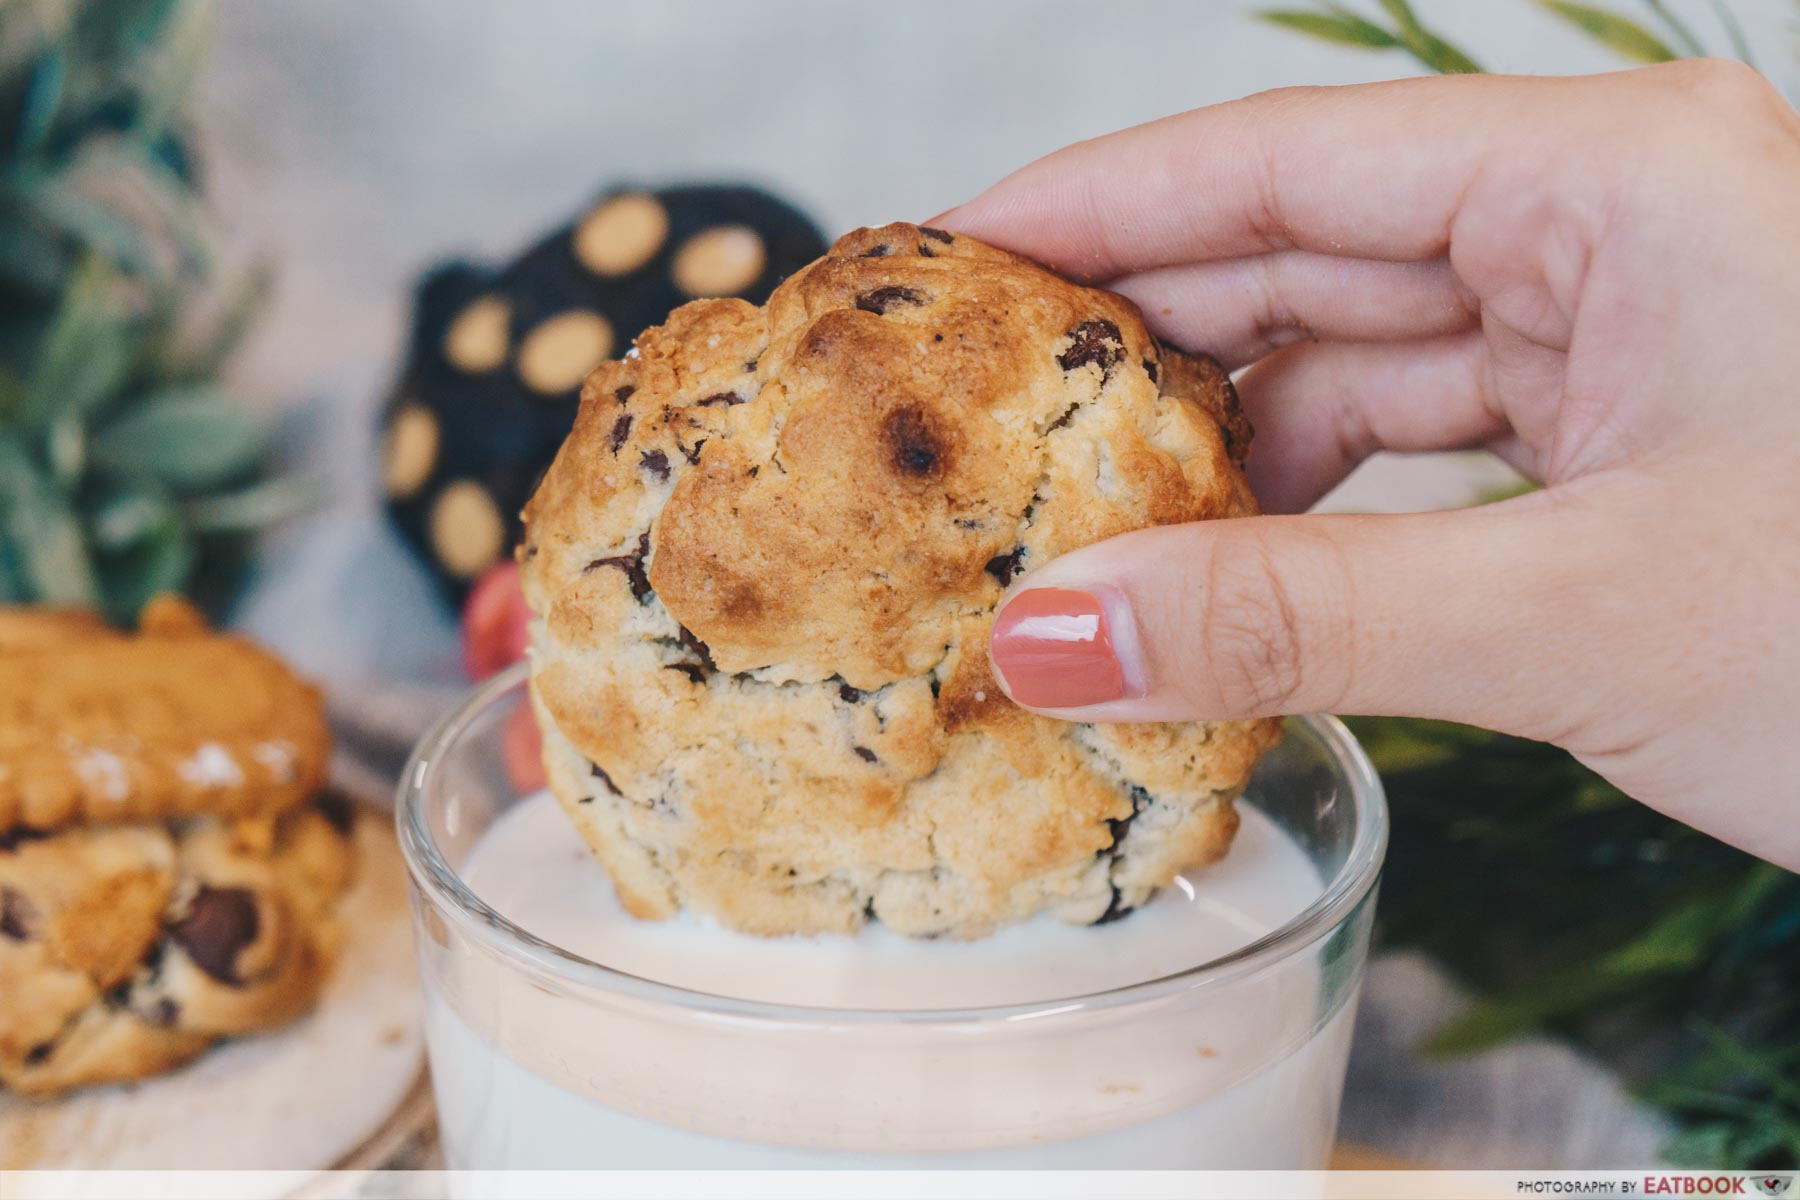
top-left (0, 796), bottom-right (356, 1096)
top-left (0, 596), bottom-right (331, 836)
top-left (522, 223), bottom-right (1281, 938)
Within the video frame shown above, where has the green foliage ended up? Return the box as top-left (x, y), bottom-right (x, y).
top-left (1258, 1), bottom-right (1482, 72)
top-left (1537, 2), bottom-right (1680, 62)
top-left (1259, 0), bottom-right (1751, 74)
top-left (0, 0), bottom-right (298, 623)
top-left (1261, 1), bottom-right (1794, 1165)
top-left (1357, 716), bottom-right (1800, 1167)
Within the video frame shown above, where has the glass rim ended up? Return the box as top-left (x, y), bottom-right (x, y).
top-left (397, 661), bottom-right (1388, 1026)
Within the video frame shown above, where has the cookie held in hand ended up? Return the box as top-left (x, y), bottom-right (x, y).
top-left (521, 224), bottom-right (1279, 939)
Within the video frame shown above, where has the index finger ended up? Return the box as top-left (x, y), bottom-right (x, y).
top-left (935, 70), bottom-right (1617, 281)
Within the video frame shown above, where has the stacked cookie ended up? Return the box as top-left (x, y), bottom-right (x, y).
top-left (520, 224), bottom-right (1280, 939)
top-left (0, 597), bottom-right (352, 1096)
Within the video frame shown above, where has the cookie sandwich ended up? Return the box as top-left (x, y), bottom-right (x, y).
top-left (0, 597), bottom-right (354, 1096)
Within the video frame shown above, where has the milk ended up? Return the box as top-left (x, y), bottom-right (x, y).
top-left (422, 790), bottom-right (1362, 1168)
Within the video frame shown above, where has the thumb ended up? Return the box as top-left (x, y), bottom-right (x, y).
top-left (987, 498), bottom-right (1590, 737)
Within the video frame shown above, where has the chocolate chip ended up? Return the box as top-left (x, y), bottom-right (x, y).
top-left (589, 763), bottom-right (621, 796)
top-left (695, 391), bottom-right (743, 407)
top-left (1107, 785), bottom-right (1152, 851)
top-left (665, 663), bottom-right (706, 684)
top-left (314, 790), bottom-right (356, 836)
top-left (919, 226), bottom-right (954, 244)
top-left (1143, 357), bottom-right (1159, 383)
top-left (170, 886), bottom-right (259, 985)
top-left (24, 1041), bottom-right (53, 1066)
top-left (609, 413), bottom-right (634, 453)
top-left (853, 746), bottom-right (878, 764)
top-left (882, 406), bottom-right (945, 478)
top-left (640, 449), bottom-right (670, 482)
top-left (585, 531), bottom-right (652, 601)
top-left (680, 437), bottom-right (707, 465)
top-left (855, 286), bottom-right (928, 315)
top-left (1057, 319), bottom-right (1124, 374)
top-left (0, 827), bottom-right (48, 854)
top-left (149, 997), bottom-right (180, 1027)
top-left (746, 465), bottom-right (759, 478)
top-left (1, 887), bottom-right (34, 940)
top-left (1091, 886), bottom-right (1137, 926)
top-left (859, 244), bottom-right (891, 257)
top-left (614, 384), bottom-right (636, 402)
top-left (985, 547), bottom-right (1025, 586)
top-left (838, 683), bottom-right (863, 703)
top-left (743, 358), bottom-right (759, 372)
top-left (918, 242), bottom-right (935, 257)
top-left (676, 625), bottom-right (717, 670)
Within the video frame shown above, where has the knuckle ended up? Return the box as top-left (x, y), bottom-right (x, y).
top-left (1662, 56), bottom-right (1774, 113)
top-left (1197, 533), bottom-right (1309, 716)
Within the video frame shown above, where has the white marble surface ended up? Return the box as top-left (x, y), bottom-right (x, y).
top-left (188, 1), bottom-right (1793, 1167)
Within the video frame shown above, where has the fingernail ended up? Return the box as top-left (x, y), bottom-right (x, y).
top-left (989, 586), bottom-right (1146, 709)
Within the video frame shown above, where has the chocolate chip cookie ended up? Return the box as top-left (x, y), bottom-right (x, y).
top-left (521, 223), bottom-right (1280, 939)
top-left (0, 795), bottom-right (355, 1096)
top-left (0, 596), bottom-right (331, 836)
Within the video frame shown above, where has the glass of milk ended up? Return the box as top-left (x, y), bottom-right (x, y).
top-left (399, 663), bottom-right (1386, 1168)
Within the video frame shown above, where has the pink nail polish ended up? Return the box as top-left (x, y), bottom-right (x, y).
top-left (989, 587), bottom-right (1143, 709)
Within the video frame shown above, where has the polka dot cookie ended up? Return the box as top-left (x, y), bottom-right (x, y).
top-left (379, 184), bottom-right (827, 602)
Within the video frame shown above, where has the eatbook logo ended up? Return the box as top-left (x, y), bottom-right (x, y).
top-left (1755, 1177), bottom-right (1794, 1198)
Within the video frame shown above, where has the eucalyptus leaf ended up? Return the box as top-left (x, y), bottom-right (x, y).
top-left (16, 49), bottom-right (67, 160)
top-left (159, 259), bottom-right (273, 382)
top-left (1376, 0), bottom-right (1485, 73)
top-left (67, 140), bottom-right (217, 273)
top-left (21, 257), bottom-right (136, 427)
top-left (1256, 10), bottom-right (1401, 48)
top-left (17, 171), bottom-right (157, 277)
top-left (1537, 1), bottom-right (1679, 63)
top-left (95, 515), bottom-right (192, 622)
top-left (46, 413), bottom-right (85, 484)
top-left (0, 216), bottom-right (74, 296)
top-left (0, 434), bottom-right (98, 604)
top-left (88, 385), bottom-right (271, 490)
top-left (86, 478), bottom-right (175, 549)
top-left (181, 474), bottom-right (319, 532)
top-left (133, 0), bottom-right (210, 142)
top-left (1642, 0), bottom-right (1706, 56)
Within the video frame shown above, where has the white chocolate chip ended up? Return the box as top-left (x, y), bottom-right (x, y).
top-left (180, 743), bottom-right (245, 790)
top-left (73, 747), bottom-right (129, 804)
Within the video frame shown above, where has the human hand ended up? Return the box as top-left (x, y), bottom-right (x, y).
top-left (943, 61), bottom-right (1800, 868)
